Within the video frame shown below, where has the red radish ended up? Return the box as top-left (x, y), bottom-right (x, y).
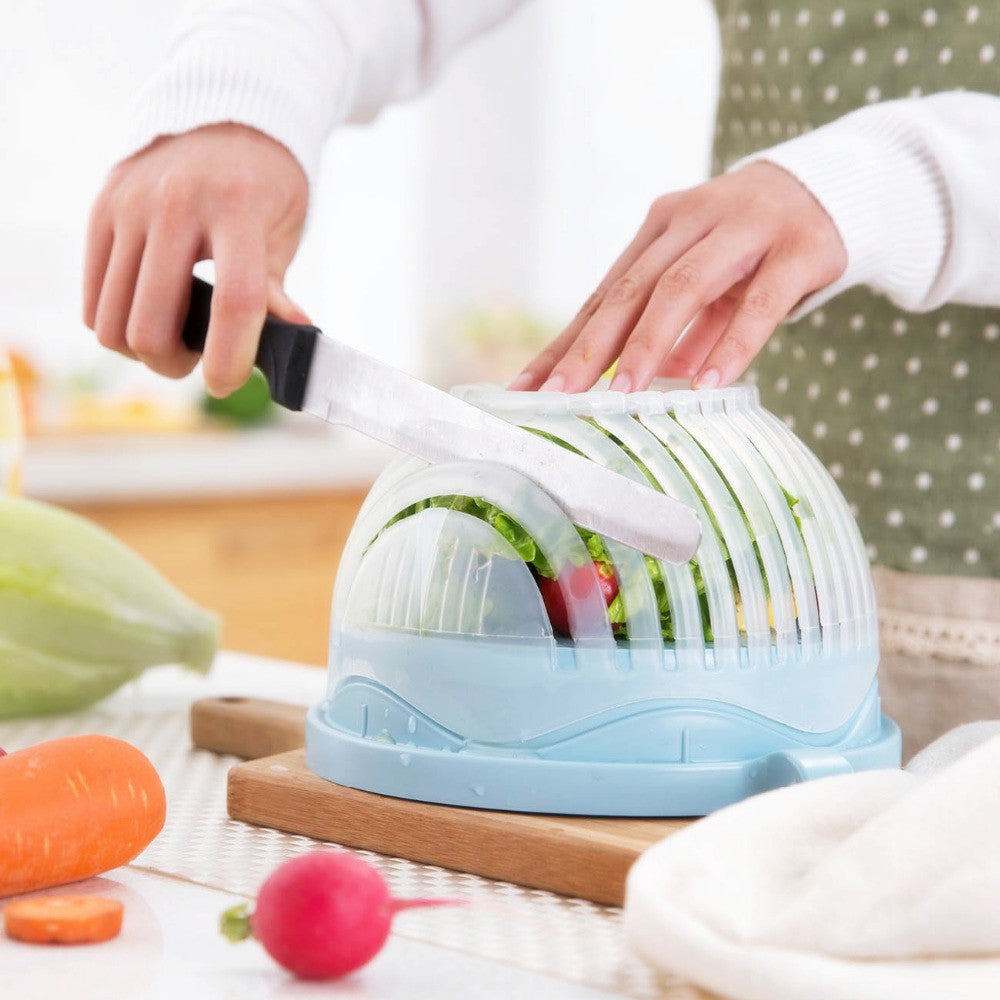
top-left (221, 851), bottom-right (456, 979)
top-left (537, 561), bottom-right (620, 636)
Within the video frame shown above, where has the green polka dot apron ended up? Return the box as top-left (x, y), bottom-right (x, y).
top-left (711, 1), bottom-right (1000, 755)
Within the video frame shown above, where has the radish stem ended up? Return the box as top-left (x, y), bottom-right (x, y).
top-left (220, 903), bottom-right (252, 943)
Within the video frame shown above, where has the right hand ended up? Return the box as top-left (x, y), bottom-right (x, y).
top-left (509, 161), bottom-right (847, 394)
top-left (83, 123), bottom-right (310, 398)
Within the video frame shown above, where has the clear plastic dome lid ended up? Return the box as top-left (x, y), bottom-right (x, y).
top-left (326, 383), bottom-right (879, 736)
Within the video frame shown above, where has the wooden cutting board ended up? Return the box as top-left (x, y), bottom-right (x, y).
top-left (191, 697), bottom-right (694, 906)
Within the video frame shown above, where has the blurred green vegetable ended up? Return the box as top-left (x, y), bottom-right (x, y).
top-left (201, 369), bottom-right (274, 425)
top-left (0, 496), bottom-right (219, 717)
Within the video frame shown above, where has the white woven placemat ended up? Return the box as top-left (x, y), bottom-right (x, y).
top-left (0, 656), bottom-right (698, 999)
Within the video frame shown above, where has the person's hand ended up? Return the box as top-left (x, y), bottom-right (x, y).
top-left (83, 123), bottom-right (309, 397)
top-left (509, 161), bottom-right (847, 394)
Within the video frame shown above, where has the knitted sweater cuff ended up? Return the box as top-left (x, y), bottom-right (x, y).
top-left (733, 99), bottom-right (950, 321)
top-left (123, 6), bottom-right (362, 195)
top-left (129, 60), bottom-right (331, 194)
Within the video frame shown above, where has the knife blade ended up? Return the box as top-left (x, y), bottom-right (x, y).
top-left (182, 278), bottom-right (701, 563)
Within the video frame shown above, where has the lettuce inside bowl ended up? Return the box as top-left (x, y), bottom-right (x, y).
top-left (379, 482), bottom-right (801, 643)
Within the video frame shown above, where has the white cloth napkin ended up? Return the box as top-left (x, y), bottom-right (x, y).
top-left (624, 723), bottom-right (1000, 1000)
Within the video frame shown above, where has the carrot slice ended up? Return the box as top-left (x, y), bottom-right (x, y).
top-left (3, 895), bottom-right (124, 944)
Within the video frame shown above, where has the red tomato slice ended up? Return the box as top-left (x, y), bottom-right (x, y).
top-left (537, 562), bottom-right (619, 636)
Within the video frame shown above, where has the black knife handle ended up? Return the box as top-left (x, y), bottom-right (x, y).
top-left (181, 276), bottom-right (319, 411)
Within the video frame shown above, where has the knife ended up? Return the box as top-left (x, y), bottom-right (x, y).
top-left (181, 278), bottom-right (701, 563)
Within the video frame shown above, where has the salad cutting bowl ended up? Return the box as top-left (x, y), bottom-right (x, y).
top-left (306, 383), bottom-right (901, 816)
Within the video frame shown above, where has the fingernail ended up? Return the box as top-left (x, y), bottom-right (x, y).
top-left (609, 372), bottom-right (632, 393)
top-left (507, 371), bottom-right (534, 391)
top-left (692, 367), bottom-right (720, 390)
top-left (538, 373), bottom-right (566, 393)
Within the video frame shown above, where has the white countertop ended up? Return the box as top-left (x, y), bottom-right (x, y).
top-left (1, 868), bottom-right (637, 1000)
top-left (0, 654), bottom-right (685, 1000)
top-left (20, 420), bottom-right (395, 503)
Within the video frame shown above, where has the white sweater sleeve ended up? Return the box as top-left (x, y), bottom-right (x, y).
top-left (128, 0), bottom-right (527, 191)
top-left (736, 90), bottom-right (1000, 318)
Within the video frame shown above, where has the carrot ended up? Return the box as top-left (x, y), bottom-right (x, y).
top-left (4, 895), bottom-right (124, 944)
top-left (0, 734), bottom-right (166, 897)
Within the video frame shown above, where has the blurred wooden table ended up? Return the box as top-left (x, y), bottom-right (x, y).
top-left (68, 489), bottom-right (368, 665)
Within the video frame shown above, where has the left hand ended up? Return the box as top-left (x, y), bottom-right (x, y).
top-left (508, 161), bottom-right (847, 394)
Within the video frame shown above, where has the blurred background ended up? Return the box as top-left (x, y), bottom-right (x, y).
top-left (0, 0), bottom-right (719, 663)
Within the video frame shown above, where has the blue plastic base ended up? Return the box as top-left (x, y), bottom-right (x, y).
top-left (305, 679), bottom-right (902, 817)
